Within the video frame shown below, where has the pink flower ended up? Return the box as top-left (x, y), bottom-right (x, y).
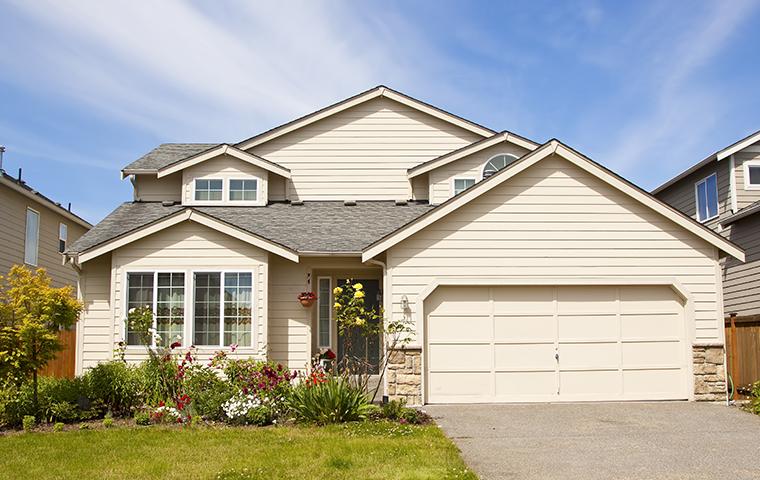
top-left (230, 343), bottom-right (238, 352)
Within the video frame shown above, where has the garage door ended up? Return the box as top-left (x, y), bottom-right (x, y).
top-left (425, 285), bottom-right (688, 403)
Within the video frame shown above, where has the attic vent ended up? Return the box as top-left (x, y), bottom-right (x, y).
top-left (395, 200), bottom-right (407, 206)
top-left (291, 200), bottom-right (304, 206)
top-left (344, 200), bottom-right (356, 206)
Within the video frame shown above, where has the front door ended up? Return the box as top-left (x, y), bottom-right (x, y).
top-left (337, 279), bottom-right (381, 374)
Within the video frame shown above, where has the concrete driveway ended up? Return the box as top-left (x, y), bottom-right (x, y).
top-left (426, 402), bottom-right (760, 480)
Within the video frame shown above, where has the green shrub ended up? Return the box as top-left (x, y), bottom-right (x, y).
top-left (245, 405), bottom-right (276, 426)
top-left (102, 417), bottom-right (114, 428)
top-left (86, 361), bottom-right (142, 417)
top-left (748, 381), bottom-right (760, 415)
top-left (381, 399), bottom-right (406, 420)
top-left (224, 359), bottom-right (295, 401)
top-left (183, 365), bottom-right (233, 421)
top-left (137, 355), bottom-right (181, 405)
top-left (78, 422), bottom-right (89, 430)
top-left (53, 422), bottom-right (64, 432)
top-left (365, 404), bottom-right (382, 420)
top-left (287, 376), bottom-right (371, 424)
top-left (1, 377), bottom-right (89, 426)
top-left (22, 415), bottom-right (36, 432)
top-left (134, 411), bottom-right (151, 426)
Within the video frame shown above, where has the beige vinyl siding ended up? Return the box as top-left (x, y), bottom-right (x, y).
top-left (134, 173), bottom-right (182, 202)
top-left (181, 155), bottom-right (269, 206)
top-left (77, 254), bottom-right (113, 372)
top-left (267, 256), bottom-right (311, 369)
top-left (0, 184), bottom-right (87, 287)
top-left (733, 142), bottom-right (760, 210)
top-left (723, 213), bottom-right (760, 316)
top-left (429, 142), bottom-right (530, 204)
top-left (388, 155), bottom-right (724, 344)
top-left (250, 97), bottom-right (482, 201)
top-left (655, 159), bottom-right (731, 229)
top-left (102, 221), bottom-right (269, 365)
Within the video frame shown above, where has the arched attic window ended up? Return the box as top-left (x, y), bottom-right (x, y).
top-left (482, 153), bottom-right (519, 179)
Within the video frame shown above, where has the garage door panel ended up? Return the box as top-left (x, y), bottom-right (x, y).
top-left (428, 372), bottom-right (491, 398)
top-left (494, 343), bottom-right (556, 370)
top-left (560, 370), bottom-right (621, 395)
top-left (492, 286), bottom-right (554, 314)
top-left (494, 314), bottom-right (554, 342)
top-left (559, 342), bottom-right (618, 369)
top-left (495, 371), bottom-right (557, 396)
top-left (621, 313), bottom-right (681, 339)
top-left (426, 287), bottom-right (490, 314)
top-left (557, 286), bottom-right (617, 314)
top-left (558, 314), bottom-right (618, 340)
top-left (623, 369), bottom-right (684, 396)
top-left (428, 344), bottom-right (491, 371)
top-left (428, 314), bottom-right (491, 342)
top-left (622, 341), bottom-right (682, 368)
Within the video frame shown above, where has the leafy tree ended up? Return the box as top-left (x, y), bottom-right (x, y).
top-left (0, 266), bottom-right (82, 414)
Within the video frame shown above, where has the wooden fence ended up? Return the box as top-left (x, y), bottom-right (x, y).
top-left (38, 328), bottom-right (77, 378)
top-left (725, 315), bottom-right (760, 397)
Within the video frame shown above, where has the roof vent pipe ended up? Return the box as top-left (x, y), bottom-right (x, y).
top-left (0, 145), bottom-right (5, 171)
top-left (17, 168), bottom-right (22, 182)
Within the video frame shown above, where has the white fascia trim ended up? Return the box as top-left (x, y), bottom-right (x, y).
top-left (716, 130), bottom-right (760, 160)
top-left (77, 210), bottom-right (299, 264)
top-left (743, 159), bottom-right (760, 190)
top-left (363, 140), bottom-right (745, 262)
top-left (0, 176), bottom-right (92, 229)
top-left (157, 145), bottom-right (291, 179)
top-left (408, 132), bottom-right (537, 179)
top-left (120, 168), bottom-right (157, 179)
top-left (236, 87), bottom-right (493, 151)
top-left (729, 155), bottom-right (738, 213)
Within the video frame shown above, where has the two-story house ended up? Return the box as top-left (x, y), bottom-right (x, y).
top-left (654, 130), bottom-right (760, 389)
top-left (0, 161), bottom-right (92, 377)
top-left (67, 86), bottom-right (743, 404)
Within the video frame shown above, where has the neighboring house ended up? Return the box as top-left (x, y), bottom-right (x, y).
top-left (0, 168), bottom-right (91, 286)
top-left (653, 130), bottom-right (760, 321)
top-left (66, 86), bottom-right (743, 404)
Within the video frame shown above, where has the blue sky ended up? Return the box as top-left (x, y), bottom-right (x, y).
top-left (1, 0), bottom-right (758, 223)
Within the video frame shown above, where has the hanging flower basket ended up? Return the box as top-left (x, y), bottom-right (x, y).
top-left (298, 291), bottom-right (317, 307)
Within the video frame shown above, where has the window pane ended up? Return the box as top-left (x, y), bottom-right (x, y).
top-left (749, 166), bottom-right (760, 185)
top-left (194, 273), bottom-right (221, 345)
top-left (229, 179), bottom-right (257, 202)
top-left (156, 273), bottom-right (184, 346)
top-left (195, 179), bottom-right (223, 201)
top-left (24, 209), bottom-right (39, 265)
top-left (454, 178), bottom-right (475, 195)
top-left (208, 190), bottom-right (222, 201)
top-left (706, 175), bottom-right (718, 218)
top-left (318, 278), bottom-right (331, 347)
top-left (223, 272), bottom-right (253, 347)
top-left (126, 273), bottom-right (154, 345)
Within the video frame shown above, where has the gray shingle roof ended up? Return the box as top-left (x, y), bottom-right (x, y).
top-left (122, 144), bottom-right (220, 171)
top-left (67, 201), bottom-right (433, 255)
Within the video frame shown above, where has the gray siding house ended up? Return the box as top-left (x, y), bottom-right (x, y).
top-left (654, 129), bottom-right (760, 320)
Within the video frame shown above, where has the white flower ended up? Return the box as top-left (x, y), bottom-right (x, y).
top-left (222, 393), bottom-right (261, 420)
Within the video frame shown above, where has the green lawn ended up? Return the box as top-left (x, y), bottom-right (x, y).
top-left (0, 422), bottom-right (476, 480)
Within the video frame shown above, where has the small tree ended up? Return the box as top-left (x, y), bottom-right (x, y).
top-left (333, 280), bottom-right (413, 401)
top-left (0, 266), bottom-right (82, 413)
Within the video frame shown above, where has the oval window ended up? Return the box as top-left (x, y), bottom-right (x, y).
top-left (482, 154), bottom-right (519, 178)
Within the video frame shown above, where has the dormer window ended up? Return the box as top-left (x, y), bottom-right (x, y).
top-left (745, 160), bottom-right (760, 190)
top-left (483, 154), bottom-right (519, 179)
top-left (194, 179), bottom-right (223, 201)
top-left (229, 179), bottom-right (258, 201)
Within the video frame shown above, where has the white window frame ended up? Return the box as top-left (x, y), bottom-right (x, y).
top-left (192, 178), bottom-right (224, 203)
top-left (58, 223), bottom-right (68, 254)
top-left (694, 173), bottom-right (719, 222)
top-left (317, 276), bottom-right (332, 348)
top-left (227, 177), bottom-right (260, 205)
top-left (743, 160), bottom-right (760, 190)
top-left (123, 270), bottom-right (187, 348)
top-left (482, 153), bottom-right (520, 179)
top-left (191, 269), bottom-right (257, 349)
top-left (24, 207), bottom-right (40, 266)
top-left (451, 177), bottom-right (477, 196)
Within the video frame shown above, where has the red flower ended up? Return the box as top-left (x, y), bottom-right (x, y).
top-left (170, 341), bottom-right (181, 349)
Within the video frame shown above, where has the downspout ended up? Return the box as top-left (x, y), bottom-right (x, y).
top-left (129, 174), bottom-right (138, 201)
top-left (729, 155), bottom-right (738, 214)
top-left (367, 258), bottom-right (390, 403)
